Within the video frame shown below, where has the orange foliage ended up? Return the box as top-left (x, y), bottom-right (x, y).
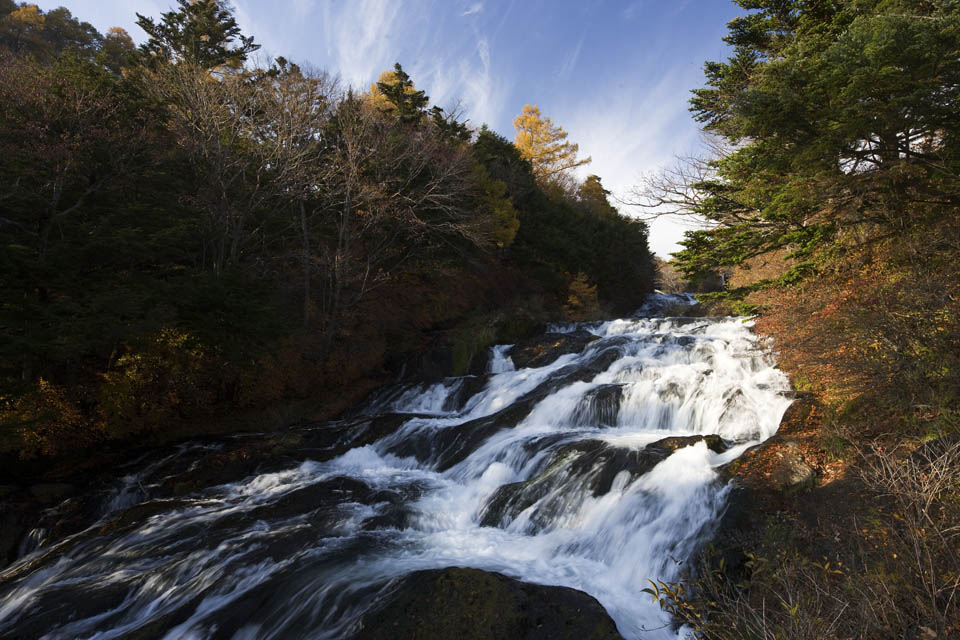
top-left (3, 379), bottom-right (102, 459)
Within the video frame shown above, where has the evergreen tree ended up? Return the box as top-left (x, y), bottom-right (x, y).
top-left (136, 0), bottom-right (259, 69)
top-left (372, 62), bottom-right (429, 124)
top-left (578, 175), bottom-right (618, 218)
top-left (430, 106), bottom-right (472, 144)
top-left (672, 0), bottom-right (960, 282)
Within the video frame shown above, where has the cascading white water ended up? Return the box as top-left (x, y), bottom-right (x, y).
top-left (487, 344), bottom-right (516, 374)
top-left (0, 301), bottom-right (792, 639)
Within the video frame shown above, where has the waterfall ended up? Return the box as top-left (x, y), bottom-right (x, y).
top-left (0, 301), bottom-right (792, 639)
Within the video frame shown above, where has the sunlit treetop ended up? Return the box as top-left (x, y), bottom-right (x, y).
top-left (135, 0), bottom-right (259, 70)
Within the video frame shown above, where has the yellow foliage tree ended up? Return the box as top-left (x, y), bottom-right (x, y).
top-left (3, 379), bottom-right (94, 459)
top-left (98, 329), bottom-right (216, 436)
top-left (565, 272), bottom-right (601, 321)
top-left (513, 104), bottom-right (590, 184)
top-left (1, 4), bottom-right (45, 53)
top-left (367, 69), bottom-right (401, 112)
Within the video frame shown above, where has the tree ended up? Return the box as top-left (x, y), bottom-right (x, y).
top-left (256, 59), bottom-right (338, 329)
top-left (369, 62), bottom-right (429, 124)
top-left (565, 272), bottom-right (600, 321)
top-left (315, 93), bottom-right (484, 353)
top-left (41, 7), bottom-right (100, 55)
top-left (136, 0), bottom-right (259, 69)
top-left (660, 0), bottom-right (960, 283)
top-left (146, 60), bottom-right (337, 279)
top-left (653, 258), bottom-right (687, 293)
top-left (0, 51), bottom-right (154, 386)
top-left (101, 27), bottom-right (136, 74)
top-left (513, 104), bottom-right (591, 185)
top-left (430, 105), bottom-right (472, 144)
top-left (0, 4), bottom-right (102, 61)
top-left (578, 175), bottom-right (618, 218)
top-left (472, 163), bottom-right (519, 248)
top-left (0, 3), bottom-right (44, 54)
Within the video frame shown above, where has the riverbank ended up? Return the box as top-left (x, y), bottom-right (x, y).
top-left (662, 272), bottom-right (960, 638)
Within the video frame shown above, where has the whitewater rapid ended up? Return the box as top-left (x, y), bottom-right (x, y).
top-left (0, 305), bottom-right (792, 639)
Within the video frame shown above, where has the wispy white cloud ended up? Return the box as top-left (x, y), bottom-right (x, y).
top-left (476, 36), bottom-right (490, 70)
top-left (562, 70), bottom-right (705, 257)
top-left (296, 0), bottom-right (508, 129)
top-left (321, 0), bottom-right (403, 90)
top-left (556, 36), bottom-right (583, 78)
top-left (232, 2), bottom-right (282, 60)
top-left (450, 35), bottom-right (507, 128)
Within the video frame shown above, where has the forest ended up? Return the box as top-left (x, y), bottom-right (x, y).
top-left (0, 1), bottom-right (655, 462)
top-left (637, 1), bottom-right (960, 637)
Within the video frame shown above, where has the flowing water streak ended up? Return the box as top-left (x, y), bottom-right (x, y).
top-left (0, 308), bottom-right (793, 639)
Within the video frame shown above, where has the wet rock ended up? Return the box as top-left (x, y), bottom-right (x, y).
top-left (28, 483), bottom-right (76, 505)
top-left (509, 329), bottom-right (598, 369)
top-left (442, 375), bottom-right (489, 413)
top-left (95, 498), bottom-right (194, 536)
top-left (401, 344), bottom-right (455, 382)
top-left (286, 412), bottom-right (428, 465)
top-left (718, 389), bottom-right (760, 440)
top-left (650, 434), bottom-right (727, 454)
top-left (481, 439), bottom-right (674, 530)
top-left (570, 384), bottom-right (623, 427)
top-left (336, 414), bottom-right (418, 451)
top-left (0, 508), bottom-right (27, 567)
top-left (387, 343), bottom-right (626, 472)
top-left (550, 344), bottom-right (625, 387)
top-left (635, 293), bottom-right (699, 317)
top-left (164, 448), bottom-right (261, 497)
top-left (361, 506), bottom-right (410, 531)
top-left (389, 398), bottom-right (535, 472)
top-left (481, 434), bottom-right (729, 530)
top-left (353, 567), bottom-right (622, 640)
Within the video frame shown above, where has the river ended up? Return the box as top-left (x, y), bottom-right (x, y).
top-left (0, 297), bottom-right (792, 639)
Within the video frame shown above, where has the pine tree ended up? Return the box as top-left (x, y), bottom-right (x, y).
top-left (136, 0), bottom-right (259, 69)
top-left (371, 62), bottom-right (429, 124)
top-left (673, 0), bottom-right (960, 282)
top-left (578, 175), bottom-right (618, 218)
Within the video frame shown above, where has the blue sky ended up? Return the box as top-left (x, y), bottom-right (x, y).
top-left (37, 0), bottom-right (741, 257)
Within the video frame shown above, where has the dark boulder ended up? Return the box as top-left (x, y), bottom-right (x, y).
top-left (28, 483), bottom-right (76, 505)
top-left (570, 384), bottom-right (624, 427)
top-left (509, 329), bottom-right (598, 369)
top-left (649, 434), bottom-right (727, 454)
top-left (442, 375), bottom-right (490, 413)
top-left (387, 396), bottom-right (536, 472)
top-left (352, 567), bottom-right (622, 640)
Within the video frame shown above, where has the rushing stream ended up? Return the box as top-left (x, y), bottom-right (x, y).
top-left (0, 297), bottom-right (793, 639)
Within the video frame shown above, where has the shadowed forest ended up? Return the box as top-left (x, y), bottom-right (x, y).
top-left (0, 0), bottom-right (654, 462)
